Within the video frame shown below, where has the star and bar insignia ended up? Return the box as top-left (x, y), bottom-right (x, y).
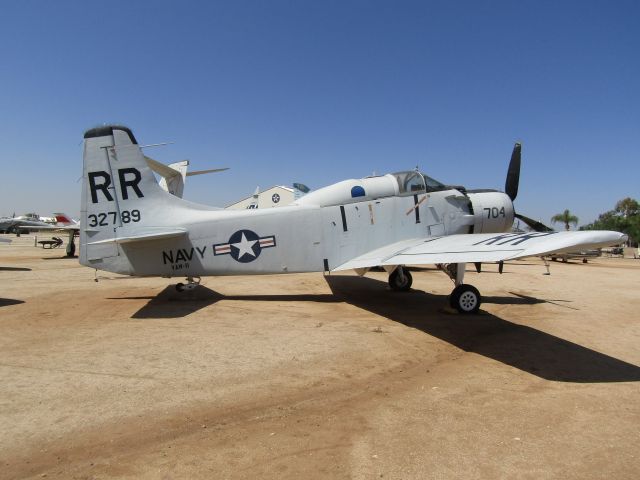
top-left (213, 229), bottom-right (277, 263)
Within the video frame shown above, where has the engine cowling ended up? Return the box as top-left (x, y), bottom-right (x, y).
top-left (467, 192), bottom-right (515, 233)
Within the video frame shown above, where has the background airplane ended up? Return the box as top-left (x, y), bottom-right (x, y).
top-left (0, 215), bottom-right (54, 235)
top-left (11, 213), bottom-right (80, 257)
top-left (78, 125), bottom-right (625, 313)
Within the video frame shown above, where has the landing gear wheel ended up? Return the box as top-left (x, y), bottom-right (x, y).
top-left (66, 241), bottom-right (76, 258)
top-left (449, 284), bottom-right (481, 314)
top-left (389, 268), bottom-right (413, 291)
top-left (175, 277), bottom-right (201, 292)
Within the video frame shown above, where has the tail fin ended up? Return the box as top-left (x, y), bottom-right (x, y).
top-left (80, 125), bottom-right (185, 270)
top-left (53, 213), bottom-right (78, 226)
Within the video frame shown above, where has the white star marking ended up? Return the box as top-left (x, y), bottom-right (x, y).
top-left (232, 232), bottom-right (257, 259)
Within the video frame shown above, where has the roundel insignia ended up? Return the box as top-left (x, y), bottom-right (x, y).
top-left (272, 193), bottom-right (280, 203)
top-left (213, 229), bottom-right (277, 263)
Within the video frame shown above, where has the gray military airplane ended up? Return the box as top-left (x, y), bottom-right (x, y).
top-left (79, 125), bottom-right (626, 313)
top-left (8, 213), bottom-right (80, 257)
top-left (0, 215), bottom-right (54, 234)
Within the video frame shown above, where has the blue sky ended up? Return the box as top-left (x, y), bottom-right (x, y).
top-left (0, 0), bottom-right (638, 226)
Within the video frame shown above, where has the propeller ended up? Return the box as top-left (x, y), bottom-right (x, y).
top-left (514, 213), bottom-right (553, 232)
top-left (505, 142), bottom-right (521, 201)
top-left (504, 142), bottom-right (553, 232)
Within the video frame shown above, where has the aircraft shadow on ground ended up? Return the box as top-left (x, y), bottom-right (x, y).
top-left (124, 286), bottom-right (336, 320)
top-left (0, 267), bottom-right (32, 272)
top-left (0, 298), bottom-right (25, 307)
top-left (482, 293), bottom-right (579, 310)
top-left (324, 276), bottom-right (640, 384)
top-left (123, 277), bottom-right (640, 383)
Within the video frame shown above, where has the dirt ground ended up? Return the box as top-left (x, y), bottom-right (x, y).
top-left (1, 234), bottom-right (639, 479)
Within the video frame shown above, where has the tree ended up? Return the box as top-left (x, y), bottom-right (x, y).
top-left (551, 209), bottom-right (579, 231)
top-left (614, 197), bottom-right (640, 217)
top-left (581, 197), bottom-right (640, 247)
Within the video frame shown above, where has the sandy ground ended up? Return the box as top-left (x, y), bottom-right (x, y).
top-left (1, 233), bottom-right (639, 479)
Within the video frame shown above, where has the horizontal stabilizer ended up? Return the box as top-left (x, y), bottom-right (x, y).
top-left (187, 167), bottom-right (229, 176)
top-left (87, 227), bottom-right (187, 245)
top-left (145, 156), bottom-right (181, 179)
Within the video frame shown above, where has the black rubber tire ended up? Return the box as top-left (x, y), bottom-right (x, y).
top-left (66, 241), bottom-right (76, 258)
top-left (389, 268), bottom-right (413, 291)
top-left (175, 283), bottom-right (185, 292)
top-left (449, 284), bottom-right (481, 314)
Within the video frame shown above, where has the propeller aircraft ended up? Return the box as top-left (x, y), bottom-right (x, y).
top-left (79, 125), bottom-right (626, 313)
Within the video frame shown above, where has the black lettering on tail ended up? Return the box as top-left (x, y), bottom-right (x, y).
top-left (118, 168), bottom-right (144, 200)
top-left (88, 171), bottom-right (113, 203)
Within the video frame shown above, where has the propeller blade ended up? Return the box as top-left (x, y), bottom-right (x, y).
top-left (515, 213), bottom-right (553, 232)
top-left (505, 142), bottom-right (521, 201)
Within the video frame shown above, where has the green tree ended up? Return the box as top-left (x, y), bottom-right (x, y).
top-left (615, 197), bottom-right (640, 217)
top-left (581, 197), bottom-right (640, 247)
top-left (551, 209), bottom-right (579, 231)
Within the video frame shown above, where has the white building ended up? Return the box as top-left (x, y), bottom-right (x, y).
top-left (225, 186), bottom-right (295, 210)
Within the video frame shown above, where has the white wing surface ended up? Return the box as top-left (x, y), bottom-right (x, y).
top-left (333, 231), bottom-right (626, 271)
top-left (16, 224), bottom-right (79, 232)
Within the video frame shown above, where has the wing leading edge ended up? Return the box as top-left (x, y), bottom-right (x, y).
top-left (333, 231), bottom-right (627, 271)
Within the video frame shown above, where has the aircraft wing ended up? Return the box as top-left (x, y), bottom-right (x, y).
top-left (17, 224), bottom-right (79, 231)
top-left (333, 231), bottom-right (626, 271)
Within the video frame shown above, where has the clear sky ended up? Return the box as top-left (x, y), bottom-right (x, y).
top-left (0, 0), bottom-right (638, 226)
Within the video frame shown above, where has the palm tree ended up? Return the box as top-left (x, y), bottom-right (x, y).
top-left (551, 209), bottom-right (579, 231)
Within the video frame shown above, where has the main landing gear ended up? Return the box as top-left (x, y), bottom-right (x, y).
top-left (438, 262), bottom-right (482, 314)
top-left (386, 263), bottom-right (481, 313)
top-left (175, 276), bottom-right (201, 292)
top-left (388, 266), bottom-right (413, 291)
top-left (449, 283), bottom-right (481, 313)
top-left (66, 230), bottom-right (76, 258)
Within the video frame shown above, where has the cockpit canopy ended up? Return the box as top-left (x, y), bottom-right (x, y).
top-left (391, 171), bottom-right (448, 196)
top-left (296, 170), bottom-right (451, 208)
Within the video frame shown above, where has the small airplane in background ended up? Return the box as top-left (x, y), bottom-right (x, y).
top-left (78, 125), bottom-right (626, 313)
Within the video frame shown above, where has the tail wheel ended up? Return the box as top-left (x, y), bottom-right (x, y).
top-left (389, 268), bottom-right (413, 291)
top-left (175, 283), bottom-right (185, 292)
top-left (450, 284), bottom-right (481, 314)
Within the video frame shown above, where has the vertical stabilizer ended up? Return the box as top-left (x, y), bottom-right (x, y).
top-left (80, 125), bottom-right (182, 271)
